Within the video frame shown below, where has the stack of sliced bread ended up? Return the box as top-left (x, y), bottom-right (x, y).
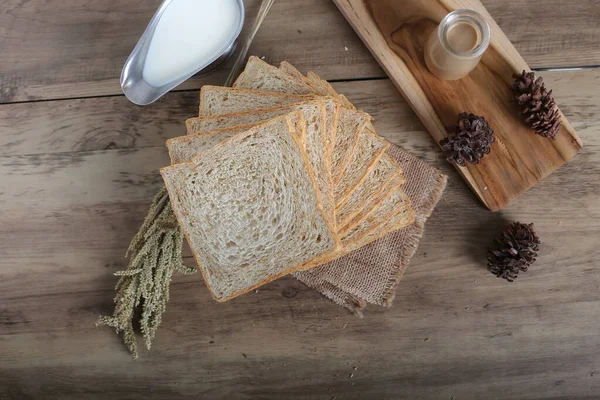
top-left (161, 57), bottom-right (415, 302)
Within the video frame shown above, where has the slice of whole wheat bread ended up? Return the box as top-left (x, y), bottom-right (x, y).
top-left (168, 113), bottom-right (307, 165)
top-left (307, 72), bottom-right (339, 98)
top-left (185, 101), bottom-right (336, 228)
top-left (188, 98), bottom-right (338, 156)
top-left (160, 113), bottom-right (337, 302)
top-left (338, 94), bottom-right (357, 110)
top-left (187, 105), bottom-right (297, 135)
top-left (334, 129), bottom-right (389, 206)
top-left (277, 61), bottom-right (356, 113)
top-left (337, 174), bottom-right (405, 236)
top-left (340, 185), bottom-right (412, 244)
top-left (305, 72), bottom-right (331, 97)
top-left (349, 191), bottom-right (416, 248)
top-left (305, 71), bottom-right (358, 113)
top-left (233, 56), bottom-right (315, 95)
top-left (297, 185), bottom-right (415, 271)
top-left (279, 61), bottom-right (318, 91)
top-left (168, 124), bottom-right (257, 164)
top-left (331, 107), bottom-right (371, 182)
top-left (199, 86), bottom-right (313, 116)
top-left (336, 154), bottom-right (405, 230)
top-left (321, 98), bottom-right (339, 160)
top-left (279, 61), bottom-right (306, 80)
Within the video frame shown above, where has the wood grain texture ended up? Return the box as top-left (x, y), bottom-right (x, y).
top-left (332, 0), bottom-right (582, 211)
top-left (1, 70), bottom-right (599, 399)
top-left (1, 0), bottom-right (599, 102)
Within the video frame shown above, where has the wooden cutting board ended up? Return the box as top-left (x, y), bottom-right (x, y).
top-left (332, 0), bottom-right (582, 211)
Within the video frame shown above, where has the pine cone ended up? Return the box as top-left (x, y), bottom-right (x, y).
top-left (440, 113), bottom-right (495, 166)
top-left (487, 222), bottom-right (540, 282)
top-left (511, 71), bottom-right (561, 139)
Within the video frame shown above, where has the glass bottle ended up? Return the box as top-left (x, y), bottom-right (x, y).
top-left (424, 9), bottom-right (491, 80)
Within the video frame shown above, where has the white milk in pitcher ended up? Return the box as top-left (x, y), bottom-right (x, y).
top-left (143, 0), bottom-right (243, 87)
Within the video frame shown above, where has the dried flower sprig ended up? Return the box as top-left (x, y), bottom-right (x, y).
top-left (96, 188), bottom-right (195, 359)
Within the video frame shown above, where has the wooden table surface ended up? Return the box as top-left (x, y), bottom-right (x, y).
top-left (1, 1), bottom-right (599, 399)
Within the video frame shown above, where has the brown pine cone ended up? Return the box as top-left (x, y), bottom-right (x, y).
top-left (487, 222), bottom-right (540, 282)
top-left (512, 71), bottom-right (561, 139)
top-left (440, 113), bottom-right (495, 166)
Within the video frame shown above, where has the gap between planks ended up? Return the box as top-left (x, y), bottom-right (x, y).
top-left (1, 65), bottom-right (598, 106)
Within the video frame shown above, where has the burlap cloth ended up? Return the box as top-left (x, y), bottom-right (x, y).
top-left (293, 144), bottom-right (447, 316)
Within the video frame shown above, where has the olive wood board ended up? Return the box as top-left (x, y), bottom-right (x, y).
top-left (332, 0), bottom-right (583, 211)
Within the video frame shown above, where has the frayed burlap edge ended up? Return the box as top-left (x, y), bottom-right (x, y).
top-left (299, 278), bottom-right (368, 318)
top-left (381, 171), bottom-right (448, 307)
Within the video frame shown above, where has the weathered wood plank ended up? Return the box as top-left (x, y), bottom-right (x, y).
top-left (0, 0), bottom-right (599, 103)
top-left (0, 93), bottom-right (198, 156)
top-left (1, 69), bottom-right (594, 157)
top-left (1, 288), bottom-right (599, 399)
top-left (1, 70), bottom-right (599, 398)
